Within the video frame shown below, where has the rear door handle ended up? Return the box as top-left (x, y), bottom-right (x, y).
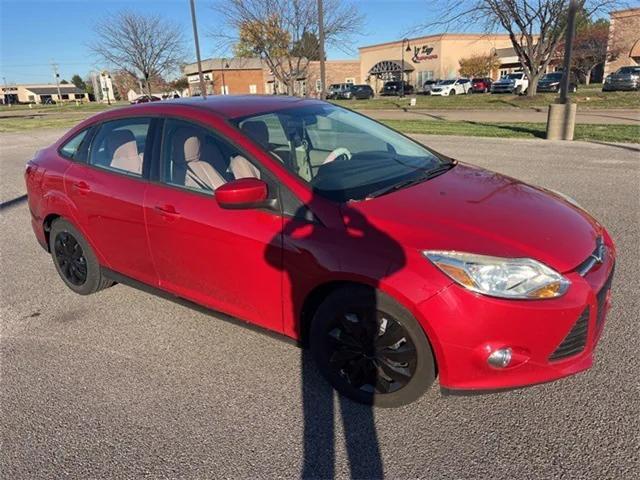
top-left (72, 181), bottom-right (90, 195)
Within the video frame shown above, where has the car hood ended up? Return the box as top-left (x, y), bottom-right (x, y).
top-left (352, 163), bottom-right (602, 272)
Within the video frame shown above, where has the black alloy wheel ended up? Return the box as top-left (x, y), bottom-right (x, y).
top-left (54, 232), bottom-right (87, 286)
top-left (326, 308), bottom-right (417, 395)
top-left (310, 286), bottom-right (436, 407)
top-left (49, 218), bottom-right (113, 295)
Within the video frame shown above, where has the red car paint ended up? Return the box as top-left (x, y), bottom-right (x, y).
top-left (25, 97), bottom-right (615, 392)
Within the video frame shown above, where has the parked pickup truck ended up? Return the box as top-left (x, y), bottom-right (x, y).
top-left (491, 72), bottom-right (529, 94)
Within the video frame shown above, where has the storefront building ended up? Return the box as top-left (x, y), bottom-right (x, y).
top-left (359, 33), bottom-right (514, 92)
top-left (604, 8), bottom-right (640, 76)
top-left (0, 83), bottom-right (88, 104)
top-left (183, 58), bottom-right (359, 97)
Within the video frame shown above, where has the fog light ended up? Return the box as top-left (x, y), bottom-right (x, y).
top-left (487, 348), bottom-right (512, 368)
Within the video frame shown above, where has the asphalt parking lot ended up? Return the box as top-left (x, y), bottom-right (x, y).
top-left (1, 130), bottom-right (639, 479)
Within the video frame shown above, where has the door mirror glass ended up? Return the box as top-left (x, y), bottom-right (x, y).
top-left (215, 178), bottom-right (270, 209)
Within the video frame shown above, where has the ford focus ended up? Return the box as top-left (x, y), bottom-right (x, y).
top-left (25, 96), bottom-right (615, 407)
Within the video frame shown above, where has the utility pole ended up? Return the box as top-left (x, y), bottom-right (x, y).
top-left (559, 0), bottom-right (578, 104)
top-left (189, 0), bottom-right (207, 99)
top-left (317, 0), bottom-right (326, 100)
top-left (51, 62), bottom-right (62, 105)
top-left (546, 0), bottom-right (579, 141)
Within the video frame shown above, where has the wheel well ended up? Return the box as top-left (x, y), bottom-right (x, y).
top-left (299, 280), bottom-right (440, 377)
top-left (298, 280), bottom-right (365, 346)
top-left (42, 214), bottom-right (61, 251)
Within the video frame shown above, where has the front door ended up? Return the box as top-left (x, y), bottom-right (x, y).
top-left (143, 117), bottom-right (284, 332)
top-left (64, 117), bottom-right (157, 286)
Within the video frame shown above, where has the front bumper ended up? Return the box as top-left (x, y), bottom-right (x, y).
top-left (430, 90), bottom-right (447, 96)
top-left (491, 85), bottom-right (515, 93)
top-left (603, 81), bottom-right (638, 91)
top-left (416, 244), bottom-right (615, 391)
top-left (537, 84), bottom-right (560, 92)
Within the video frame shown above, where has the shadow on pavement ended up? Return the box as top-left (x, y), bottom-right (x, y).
top-left (0, 194), bottom-right (27, 211)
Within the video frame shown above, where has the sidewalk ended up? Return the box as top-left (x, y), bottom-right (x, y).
top-left (364, 108), bottom-right (640, 125)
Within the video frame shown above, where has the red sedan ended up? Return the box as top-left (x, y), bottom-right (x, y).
top-left (25, 96), bottom-right (615, 407)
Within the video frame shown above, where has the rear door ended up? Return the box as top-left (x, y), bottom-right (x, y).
top-left (64, 116), bottom-right (159, 286)
top-left (143, 117), bottom-right (284, 332)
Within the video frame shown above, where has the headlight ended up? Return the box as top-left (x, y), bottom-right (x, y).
top-left (423, 251), bottom-right (570, 299)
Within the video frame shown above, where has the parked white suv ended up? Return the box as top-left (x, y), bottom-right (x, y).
top-left (491, 72), bottom-right (529, 94)
top-left (429, 78), bottom-right (472, 96)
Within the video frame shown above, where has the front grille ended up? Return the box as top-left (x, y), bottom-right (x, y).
top-left (575, 236), bottom-right (605, 276)
top-left (549, 308), bottom-right (590, 361)
top-left (596, 268), bottom-right (614, 331)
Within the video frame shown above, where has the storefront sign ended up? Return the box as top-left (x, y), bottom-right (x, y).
top-left (412, 45), bottom-right (438, 62)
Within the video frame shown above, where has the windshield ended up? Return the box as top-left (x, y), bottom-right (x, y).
top-left (542, 73), bottom-right (562, 81)
top-left (232, 103), bottom-right (448, 202)
top-left (439, 80), bottom-right (455, 85)
top-left (618, 67), bottom-right (640, 74)
top-left (507, 73), bottom-right (523, 80)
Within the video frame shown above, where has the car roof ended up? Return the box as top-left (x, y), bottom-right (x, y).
top-left (106, 95), bottom-right (326, 120)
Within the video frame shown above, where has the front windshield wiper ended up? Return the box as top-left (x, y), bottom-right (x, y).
top-left (366, 161), bottom-right (456, 199)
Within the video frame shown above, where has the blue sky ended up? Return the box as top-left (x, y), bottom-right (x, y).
top-left (2, 0), bottom-right (463, 84)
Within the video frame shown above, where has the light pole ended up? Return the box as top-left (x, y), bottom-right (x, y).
top-left (317, 0), bottom-right (326, 100)
top-left (400, 38), bottom-right (412, 98)
top-left (221, 58), bottom-right (229, 95)
top-left (189, 0), bottom-right (207, 99)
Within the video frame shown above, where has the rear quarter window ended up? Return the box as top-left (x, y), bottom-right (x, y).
top-left (59, 129), bottom-right (90, 160)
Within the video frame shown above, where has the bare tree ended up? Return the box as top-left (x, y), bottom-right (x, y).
top-left (90, 11), bottom-right (186, 97)
top-left (419, 0), bottom-right (625, 96)
top-left (210, 0), bottom-right (364, 95)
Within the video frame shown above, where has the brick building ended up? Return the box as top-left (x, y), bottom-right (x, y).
top-left (183, 57), bottom-right (360, 97)
top-left (604, 8), bottom-right (640, 76)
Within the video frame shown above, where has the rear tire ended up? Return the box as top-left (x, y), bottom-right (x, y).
top-left (310, 285), bottom-right (436, 407)
top-left (49, 218), bottom-right (113, 295)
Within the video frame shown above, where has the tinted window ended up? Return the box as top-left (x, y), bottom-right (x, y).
top-left (89, 118), bottom-right (150, 176)
top-left (161, 118), bottom-right (263, 194)
top-left (60, 129), bottom-right (89, 160)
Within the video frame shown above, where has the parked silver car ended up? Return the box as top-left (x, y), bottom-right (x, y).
top-left (602, 66), bottom-right (640, 92)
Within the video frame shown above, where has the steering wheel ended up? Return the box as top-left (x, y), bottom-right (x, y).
top-left (323, 147), bottom-right (352, 165)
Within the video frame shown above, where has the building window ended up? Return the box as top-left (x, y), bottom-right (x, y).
top-left (249, 84), bottom-right (257, 94)
top-left (61, 94), bottom-right (69, 100)
top-left (220, 85), bottom-right (229, 95)
top-left (28, 95), bottom-right (35, 102)
top-left (345, 77), bottom-right (355, 84)
top-left (315, 79), bottom-right (322, 92)
top-left (416, 71), bottom-right (434, 86)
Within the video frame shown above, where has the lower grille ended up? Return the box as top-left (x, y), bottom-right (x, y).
top-left (549, 308), bottom-right (589, 361)
top-left (596, 269), bottom-right (614, 331)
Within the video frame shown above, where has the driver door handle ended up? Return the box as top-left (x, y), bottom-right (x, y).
top-left (72, 181), bottom-right (91, 195)
top-left (154, 204), bottom-right (180, 218)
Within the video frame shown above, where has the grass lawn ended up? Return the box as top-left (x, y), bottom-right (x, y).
top-left (383, 119), bottom-right (640, 143)
top-left (331, 85), bottom-right (640, 110)
top-left (0, 102), bottom-right (127, 114)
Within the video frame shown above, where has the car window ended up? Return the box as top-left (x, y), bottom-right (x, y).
top-left (60, 129), bottom-right (89, 160)
top-left (161, 118), bottom-right (264, 194)
top-left (88, 118), bottom-right (150, 177)
top-left (233, 103), bottom-right (445, 202)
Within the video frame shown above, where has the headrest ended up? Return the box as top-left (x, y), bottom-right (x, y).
top-left (106, 129), bottom-right (136, 157)
top-left (172, 127), bottom-right (202, 164)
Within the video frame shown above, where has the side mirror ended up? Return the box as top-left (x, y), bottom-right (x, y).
top-left (215, 178), bottom-right (273, 210)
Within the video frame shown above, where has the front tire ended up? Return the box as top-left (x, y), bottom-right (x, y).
top-left (449, 89), bottom-right (455, 96)
top-left (310, 285), bottom-right (436, 407)
top-left (49, 218), bottom-right (113, 295)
